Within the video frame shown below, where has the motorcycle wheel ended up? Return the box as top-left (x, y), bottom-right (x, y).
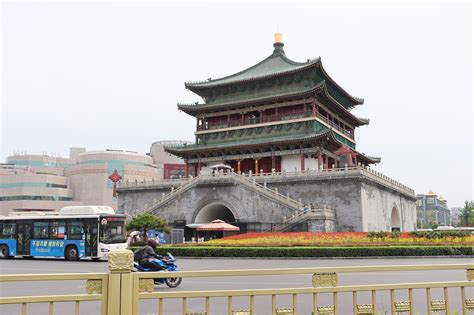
top-left (165, 277), bottom-right (182, 288)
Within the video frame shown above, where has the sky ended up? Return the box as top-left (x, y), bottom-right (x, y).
top-left (1, 1), bottom-right (472, 207)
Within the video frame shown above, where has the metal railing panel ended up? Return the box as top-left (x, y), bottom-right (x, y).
top-left (137, 281), bottom-right (473, 299)
top-left (133, 263), bottom-right (473, 279)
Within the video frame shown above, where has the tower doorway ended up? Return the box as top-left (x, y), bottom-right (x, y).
top-left (390, 207), bottom-right (401, 232)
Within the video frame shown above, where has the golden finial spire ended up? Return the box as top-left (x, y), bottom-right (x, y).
top-left (274, 32), bottom-right (283, 44)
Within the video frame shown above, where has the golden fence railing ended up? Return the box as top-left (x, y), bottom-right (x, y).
top-left (0, 273), bottom-right (108, 315)
top-left (133, 262), bottom-right (474, 315)
top-left (0, 249), bottom-right (473, 315)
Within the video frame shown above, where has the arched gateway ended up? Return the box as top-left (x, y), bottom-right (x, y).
top-left (390, 207), bottom-right (401, 232)
top-left (193, 200), bottom-right (237, 224)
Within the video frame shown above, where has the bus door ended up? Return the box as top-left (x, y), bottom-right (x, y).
top-left (84, 220), bottom-right (98, 257)
top-left (16, 222), bottom-right (31, 256)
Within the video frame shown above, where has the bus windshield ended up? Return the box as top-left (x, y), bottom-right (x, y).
top-left (100, 217), bottom-right (126, 244)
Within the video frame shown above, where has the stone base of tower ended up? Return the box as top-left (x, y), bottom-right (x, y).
top-left (117, 167), bottom-right (416, 234)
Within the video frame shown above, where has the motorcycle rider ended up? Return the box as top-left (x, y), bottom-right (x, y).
top-left (138, 239), bottom-right (165, 271)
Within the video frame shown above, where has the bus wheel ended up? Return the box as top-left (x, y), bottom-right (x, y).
top-left (0, 245), bottom-right (11, 259)
top-left (65, 245), bottom-right (79, 261)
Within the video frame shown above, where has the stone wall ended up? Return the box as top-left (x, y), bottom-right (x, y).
top-left (118, 169), bottom-right (416, 232)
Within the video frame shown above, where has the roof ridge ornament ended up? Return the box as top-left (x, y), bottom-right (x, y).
top-left (273, 32), bottom-right (285, 55)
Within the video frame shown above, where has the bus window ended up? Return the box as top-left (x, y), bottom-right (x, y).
top-left (33, 222), bottom-right (49, 239)
top-left (100, 218), bottom-right (126, 244)
top-left (49, 221), bottom-right (65, 239)
top-left (0, 222), bottom-right (16, 239)
top-left (67, 221), bottom-right (83, 240)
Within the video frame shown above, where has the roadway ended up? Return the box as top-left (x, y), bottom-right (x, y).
top-left (0, 257), bottom-right (472, 314)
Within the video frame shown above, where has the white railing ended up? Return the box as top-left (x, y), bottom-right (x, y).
top-left (143, 176), bottom-right (201, 213)
top-left (123, 167), bottom-right (415, 210)
top-left (141, 171), bottom-right (305, 214)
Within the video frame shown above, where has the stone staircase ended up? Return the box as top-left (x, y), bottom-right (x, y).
top-left (143, 171), bottom-right (304, 214)
top-left (265, 207), bottom-right (335, 232)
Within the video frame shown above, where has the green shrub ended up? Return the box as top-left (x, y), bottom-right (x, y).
top-left (391, 230), bottom-right (401, 238)
top-left (410, 230), bottom-right (470, 239)
top-left (153, 245), bottom-right (473, 258)
top-left (368, 231), bottom-right (387, 238)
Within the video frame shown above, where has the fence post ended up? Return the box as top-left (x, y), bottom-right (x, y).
top-left (107, 249), bottom-right (134, 315)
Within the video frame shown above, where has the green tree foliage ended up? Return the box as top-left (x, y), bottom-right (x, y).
top-left (459, 200), bottom-right (474, 227)
top-left (126, 213), bottom-right (171, 235)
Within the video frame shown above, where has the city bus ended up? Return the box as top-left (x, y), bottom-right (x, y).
top-left (0, 206), bottom-right (128, 261)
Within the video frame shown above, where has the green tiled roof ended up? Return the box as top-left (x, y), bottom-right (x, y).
top-left (184, 42), bottom-right (364, 110)
top-left (185, 50), bottom-right (320, 88)
top-left (165, 130), bottom-right (380, 164)
top-left (166, 132), bottom-right (330, 152)
top-left (178, 82), bottom-right (325, 111)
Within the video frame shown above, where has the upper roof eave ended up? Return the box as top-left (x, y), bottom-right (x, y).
top-left (318, 62), bottom-right (364, 107)
top-left (178, 81), bottom-right (326, 114)
top-left (179, 81), bottom-right (368, 127)
top-left (184, 54), bottom-right (321, 90)
top-left (165, 130), bottom-right (380, 164)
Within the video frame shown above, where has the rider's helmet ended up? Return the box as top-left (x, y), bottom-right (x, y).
top-left (147, 239), bottom-right (158, 249)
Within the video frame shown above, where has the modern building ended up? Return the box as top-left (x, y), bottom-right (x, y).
top-left (149, 141), bottom-right (191, 179)
top-left (0, 163), bottom-right (81, 214)
top-left (449, 207), bottom-right (462, 226)
top-left (416, 191), bottom-right (451, 227)
top-left (64, 150), bottom-right (160, 209)
top-left (118, 34), bottom-right (416, 234)
top-left (1, 148), bottom-right (160, 215)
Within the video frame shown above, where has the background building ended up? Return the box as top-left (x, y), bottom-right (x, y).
top-left (450, 207), bottom-right (462, 226)
top-left (64, 150), bottom-right (160, 209)
top-left (149, 141), bottom-right (191, 179)
top-left (416, 191), bottom-right (451, 227)
top-left (1, 148), bottom-right (160, 215)
top-left (0, 163), bottom-right (81, 214)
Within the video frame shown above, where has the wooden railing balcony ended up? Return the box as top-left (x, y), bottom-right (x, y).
top-left (197, 110), bottom-right (355, 139)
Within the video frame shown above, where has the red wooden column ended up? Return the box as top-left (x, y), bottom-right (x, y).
top-left (185, 161), bottom-right (189, 177)
top-left (254, 159), bottom-right (259, 174)
top-left (237, 160), bottom-right (241, 174)
top-left (300, 152), bottom-right (305, 171)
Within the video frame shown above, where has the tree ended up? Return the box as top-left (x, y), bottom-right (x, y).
top-left (459, 200), bottom-right (474, 227)
top-left (126, 213), bottom-right (171, 236)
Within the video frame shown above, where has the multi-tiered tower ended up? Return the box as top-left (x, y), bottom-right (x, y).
top-left (167, 33), bottom-right (379, 175)
top-left (118, 34), bottom-right (416, 234)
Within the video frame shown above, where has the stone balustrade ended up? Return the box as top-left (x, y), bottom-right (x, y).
top-left (119, 166), bottom-right (414, 198)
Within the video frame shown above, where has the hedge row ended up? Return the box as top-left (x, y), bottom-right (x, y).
top-left (410, 230), bottom-right (471, 238)
top-left (154, 246), bottom-right (473, 258)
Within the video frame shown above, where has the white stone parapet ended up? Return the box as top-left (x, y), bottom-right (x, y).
top-left (118, 166), bottom-right (414, 198)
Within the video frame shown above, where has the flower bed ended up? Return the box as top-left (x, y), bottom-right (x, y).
top-left (198, 232), bottom-right (474, 247)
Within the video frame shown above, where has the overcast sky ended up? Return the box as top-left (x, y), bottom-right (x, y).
top-left (1, 1), bottom-right (472, 206)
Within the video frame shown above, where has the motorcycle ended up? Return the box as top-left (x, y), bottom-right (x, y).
top-left (133, 252), bottom-right (182, 288)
